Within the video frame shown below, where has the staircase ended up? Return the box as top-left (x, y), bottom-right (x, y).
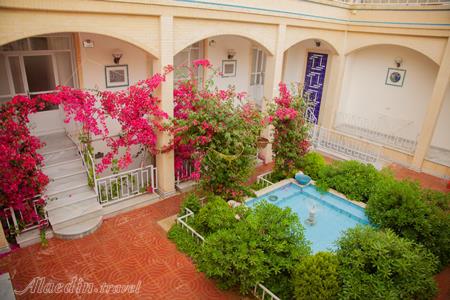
top-left (40, 132), bottom-right (103, 239)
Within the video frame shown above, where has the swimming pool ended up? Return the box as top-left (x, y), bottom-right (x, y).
top-left (246, 182), bottom-right (370, 253)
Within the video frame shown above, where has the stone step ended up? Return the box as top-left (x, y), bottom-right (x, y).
top-left (46, 187), bottom-right (97, 211)
top-left (39, 132), bottom-right (75, 154)
top-left (46, 173), bottom-right (89, 197)
top-left (44, 148), bottom-right (80, 167)
top-left (48, 200), bottom-right (102, 232)
top-left (44, 159), bottom-right (85, 180)
top-left (15, 228), bottom-right (54, 248)
top-left (53, 216), bottom-right (103, 240)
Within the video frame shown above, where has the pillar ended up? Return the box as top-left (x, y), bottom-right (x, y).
top-left (0, 228), bottom-right (9, 254)
top-left (320, 53), bottom-right (346, 129)
top-left (260, 23), bottom-right (286, 163)
top-left (412, 38), bottom-right (450, 170)
top-left (154, 15), bottom-right (176, 197)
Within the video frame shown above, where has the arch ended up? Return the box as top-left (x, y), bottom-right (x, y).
top-left (284, 37), bottom-right (340, 55)
top-left (0, 30), bottom-right (159, 59)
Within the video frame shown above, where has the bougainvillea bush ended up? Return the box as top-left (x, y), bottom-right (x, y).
top-left (268, 83), bottom-right (310, 178)
top-left (173, 60), bottom-right (264, 200)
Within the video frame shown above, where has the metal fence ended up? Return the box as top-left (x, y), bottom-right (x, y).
top-left (97, 165), bottom-right (158, 205)
top-left (256, 172), bottom-right (275, 188)
top-left (3, 195), bottom-right (48, 234)
top-left (175, 159), bottom-right (194, 185)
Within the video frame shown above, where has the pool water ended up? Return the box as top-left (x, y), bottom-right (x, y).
top-left (246, 183), bottom-right (370, 253)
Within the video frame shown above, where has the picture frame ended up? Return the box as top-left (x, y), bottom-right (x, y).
top-left (221, 60), bottom-right (237, 77)
top-left (105, 65), bottom-right (129, 88)
top-left (385, 68), bottom-right (406, 87)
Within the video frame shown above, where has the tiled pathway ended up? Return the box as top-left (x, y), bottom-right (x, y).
top-left (0, 196), bottom-right (241, 299)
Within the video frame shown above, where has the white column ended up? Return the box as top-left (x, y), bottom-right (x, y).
top-left (412, 38), bottom-right (450, 170)
top-left (154, 15), bottom-right (176, 197)
top-left (260, 24), bottom-right (286, 163)
top-left (0, 227), bottom-right (9, 254)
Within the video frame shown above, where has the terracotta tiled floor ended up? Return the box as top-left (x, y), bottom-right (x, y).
top-left (0, 196), bottom-right (241, 299)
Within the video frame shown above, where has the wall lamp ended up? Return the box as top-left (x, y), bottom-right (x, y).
top-left (112, 49), bottom-right (123, 64)
top-left (208, 39), bottom-right (216, 47)
top-left (394, 57), bottom-right (403, 68)
top-left (227, 49), bottom-right (236, 59)
top-left (315, 40), bottom-right (321, 48)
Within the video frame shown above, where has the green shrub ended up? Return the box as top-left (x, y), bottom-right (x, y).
top-left (296, 152), bottom-right (326, 180)
top-left (167, 224), bottom-right (201, 259)
top-left (336, 226), bottom-right (438, 300)
top-left (193, 196), bottom-right (238, 235)
top-left (316, 160), bottom-right (383, 202)
top-left (197, 201), bottom-right (310, 295)
top-left (292, 252), bottom-right (341, 300)
top-left (367, 178), bottom-right (450, 268)
top-left (178, 193), bottom-right (201, 216)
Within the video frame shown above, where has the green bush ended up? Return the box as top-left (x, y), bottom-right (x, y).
top-left (336, 226), bottom-right (438, 300)
top-left (196, 201), bottom-right (310, 295)
top-left (316, 160), bottom-right (383, 202)
top-left (292, 252), bottom-right (341, 300)
top-left (193, 196), bottom-right (238, 235)
top-left (296, 152), bottom-right (326, 180)
top-left (367, 178), bottom-right (450, 268)
top-left (178, 193), bottom-right (201, 216)
top-left (167, 224), bottom-right (201, 259)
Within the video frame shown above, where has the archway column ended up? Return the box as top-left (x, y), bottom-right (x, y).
top-left (0, 228), bottom-right (9, 254)
top-left (320, 53), bottom-right (346, 129)
top-left (260, 23), bottom-right (286, 164)
top-left (412, 37), bottom-right (450, 170)
top-left (155, 15), bottom-right (176, 197)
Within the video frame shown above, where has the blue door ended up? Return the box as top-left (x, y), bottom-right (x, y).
top-left (303, 52), bottom-right (328, 124)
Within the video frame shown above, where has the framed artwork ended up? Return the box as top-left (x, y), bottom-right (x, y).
top-left (222, 60), bottom-right (237, 77)
top-left (105, 65), bottom-right (129, 88)
top-left (385, 68), bottom-right (406, 87)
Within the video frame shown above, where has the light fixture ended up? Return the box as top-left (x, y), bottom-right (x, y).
top-left (208, 39), bottom-right (216, 47)
top-left (112, 49), bottom-right (123, 64)
top-left (227, 49), bottom-right (236, 59)
top-left (315, 40), bottom-right (321, 48)
top-left (82, 39), bottom-right (94, 48)
top-left (394, 57), bottom-right (403, 68)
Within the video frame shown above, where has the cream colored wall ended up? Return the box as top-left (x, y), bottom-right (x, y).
top-left (430, 86), bottom-right (450, 150)
top-left (339, 45), bottom-right (438, 141)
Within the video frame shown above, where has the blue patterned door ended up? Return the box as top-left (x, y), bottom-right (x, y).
top-left (303, 52), bottom-right (328, 124)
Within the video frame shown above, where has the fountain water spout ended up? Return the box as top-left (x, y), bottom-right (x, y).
top-left (306, 205), bottom-right (316, 225)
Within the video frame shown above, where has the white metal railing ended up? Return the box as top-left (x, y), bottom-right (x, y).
top-left (256, 172), bottom-right (275, 188)
top-left (309, 124), bottom-right (382, 165)
top-left (253, 283), bottom-right (281, 300)
top-left (334, 112), bottom-right (417, 153)
top-left (3, 195), bottom-right (48, 234)
top-left (176, 159), bottom-right (194, 185)
top-left (96, 165), bottom-right (157, 205)
top-left (176, 208), bottom-right (281, 299)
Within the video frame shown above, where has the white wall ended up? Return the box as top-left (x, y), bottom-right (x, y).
top-left (431, 85), bottom-right (450, 150)
top-left (338, 45), bottom-right (438, 141)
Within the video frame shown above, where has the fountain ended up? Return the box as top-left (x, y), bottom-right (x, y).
top-left (305, 205), bottom-right (316, 225)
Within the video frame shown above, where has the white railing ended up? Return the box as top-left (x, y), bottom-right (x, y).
top-left (96, 165), bottom-right (158, 205)
top-left (256, 172), bottom-right (275, 188)
top-left (176, 159), bottom-right (194, 185)
top-left (334, 112), bottom-right (417, 153)
top-left (176, 208), bottom-right (281, 299)
top-left (309, 124), bottom-right (382, 166)
top-left (3, 195), bottom-right (48, 234)
top-left (253, 283), bottom-right (281, 300)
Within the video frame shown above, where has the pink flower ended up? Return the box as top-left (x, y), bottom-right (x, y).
top-left (192, 59), bottom-right (211, 68)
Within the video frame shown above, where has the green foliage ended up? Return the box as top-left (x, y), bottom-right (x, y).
top-left (196, 201), bottom-right (310, 295)
top-left (316, 160), bottom-right (383, 202)
top-left (292, 252), bottom-right (341, 300)
top-left (296, 151), bottom-right (326, 180)
top-left (367, 178), bottom-right (450, 268)
top-left (167, 224), bottom-right (200, 259)
top-left (178, 193), bottom-right (201, 216)
top-left (193, 196), bottom-right (238, 235)
top-left (336, 226), bottom-right (438, 300)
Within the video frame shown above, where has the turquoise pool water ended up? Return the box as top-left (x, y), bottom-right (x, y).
top-left (246, 183), bottom-right (370, 253)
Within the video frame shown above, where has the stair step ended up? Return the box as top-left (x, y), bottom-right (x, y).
top-left (44, 159), bottom-right (85, 179)
top-left (53, 216), bottom-right (102, 239)
top-left (15, 228), bottom-right (54, 248)
top-left (46, 173), bottom-right (89, 196)
top-left (44, 148), bottom-right (80, 167)
top-left (39, 132), bottom-right (75, 154)
top-left (48, 200), bottom-right (102, 231)
top-left (46, 188), bottom-right (97, 211)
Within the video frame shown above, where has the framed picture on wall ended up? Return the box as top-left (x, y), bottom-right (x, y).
top-left (105, 65), bottom-right (129, 88)
top-left (385, 68), bottom-right (406, 87)
top-left (222, 60), bottom-right (237, 77)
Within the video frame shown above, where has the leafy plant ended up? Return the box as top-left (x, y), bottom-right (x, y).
top-left (178, 193), bottom-right (202, 216)
top-left (167, 224), bottom-right (200, 259)
top-left (193, 196), bottom-right (238, 235)
top-left (296, 151), bottom-right (326, 180)
top-left (292, 252), bottom-right (341, 300)
top-left (336, 226), bottom-right (438, 300)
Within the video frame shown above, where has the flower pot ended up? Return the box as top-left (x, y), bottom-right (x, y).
top-left (256, 137), bottom-right (269, 149)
